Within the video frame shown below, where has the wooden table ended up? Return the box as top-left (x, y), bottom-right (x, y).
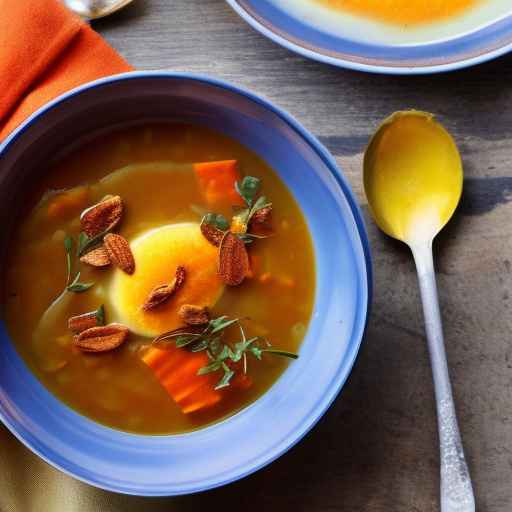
top-left (6, 1), bottom-right (512, 510)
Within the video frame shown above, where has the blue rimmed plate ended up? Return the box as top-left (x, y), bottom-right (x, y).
top-left (0, 72), bottom-right (371, 495)
top-left (226, 0), bottom-right (512, 74)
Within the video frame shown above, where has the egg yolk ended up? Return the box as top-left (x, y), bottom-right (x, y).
top-left (109, 223), bottom-right (224, 337)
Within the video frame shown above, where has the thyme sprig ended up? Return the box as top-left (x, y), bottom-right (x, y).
top-left (95, 304), bottom-right (106, 325)
top-left (64, 235), bottom-right (94, 293)
top-left (77, 225), bottom-right (113, 257)
top-left (201, 176), bottom-right (272, 243)
top-left (153, 315), bottom-right (297, 390)
top-left (202, 213), bottom-right (230, 232)
top-left (233, 183), bottom-right (272, 232)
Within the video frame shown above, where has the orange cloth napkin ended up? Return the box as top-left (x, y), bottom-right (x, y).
top-left (0, 0), bottom-right (132, 140)
top-left (0, 3), bottom-right (138, 507)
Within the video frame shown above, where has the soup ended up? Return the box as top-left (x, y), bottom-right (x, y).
top-left (3, 124), bottom-right (315, 434)
top-left (270, 0), bottom-right (512, 46)
top-left (313, 0), bottom-right (479, 25)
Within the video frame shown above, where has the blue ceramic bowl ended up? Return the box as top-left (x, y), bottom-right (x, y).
top-left (226, 0), bottom-right (512, 74)
top-left (0, 72), bottom-right (371, 495)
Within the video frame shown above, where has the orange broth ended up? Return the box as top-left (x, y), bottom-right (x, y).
top-left (3, 124), bottom-right (315, 434)
top-left (314, 0), bottom-right (478, 26)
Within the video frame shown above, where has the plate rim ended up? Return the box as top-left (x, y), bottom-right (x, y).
top-left (225, 0), bottom-right (512, 74)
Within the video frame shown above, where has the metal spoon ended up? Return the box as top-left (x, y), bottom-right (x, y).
top-left (364, 110), bottom-right (475, 512)
top-left (64, 0), bottom-right (134, 20)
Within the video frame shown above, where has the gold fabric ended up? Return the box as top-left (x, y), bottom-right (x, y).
top-left (0, 425), bottom-right (179, 512)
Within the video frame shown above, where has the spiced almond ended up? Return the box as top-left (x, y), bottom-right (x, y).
top-left (200, 222), bottom-right (224, 247)
top-left (80, 195), bottom-right (123, 238)
top-left (73, 323), bottom-right (129, 353)
top-left (143, 266), bottom-right (186, 311)
top-left (68, 312), bottom-right (100, 333)
top-left (178, 304), bottom-right (210, 325)
top-left (104, 233), bottom-right (135, 274)
top-left (249, 205), bottom-right (272, 233)
top-left (79, 245), bottom-right (111, 267)
top-left (219, 232), bottom-right (249, 286)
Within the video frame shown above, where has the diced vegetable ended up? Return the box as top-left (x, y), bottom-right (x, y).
top-left (180, 384), bottom-right (223, 414)
top-left (141, 345), bottom-right (222, 414)
top-left (47, 187), bottom-right (90, 220)
top-left (193, 160), bottom-right (244, 207)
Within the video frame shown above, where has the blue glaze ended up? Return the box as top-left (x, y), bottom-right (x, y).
top-left (0, 72), bottom-right (371, 495)
top-left (226, 0), bottom-right (512, 74)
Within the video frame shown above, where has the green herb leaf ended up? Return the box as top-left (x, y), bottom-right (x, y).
top-left (77, 225), bottom-right (113, 257)
top-left (77, 232), bottom-right (89, 257)
top-left (208, 336), bottom-right (222, 356)
top-left (64, 235), bottom-right (73, 285)
top-left (238, 234), bottom-right (267, 244)
top-left (230, 350), bottom-right (243, 363)
top-left (197, 360), bottom-right (222, 375)
top-left (64, 235), bottom-right (73, 253)
top-left (203, 213), bottom-right (229, 232)
top-left (66, 272), bottom-right (94, 293)
top-left (67, 282), bottom-right (95, 293)
top-left (210, 317), bottom-right (239, 334)
top-left (67, 272), bottom-right (80, 288)
top-left (235, 176), bottom-right (261, 206)
top-left (261, 349), bottom-right (299, 359)
top-left (153, 315), bottom-right (298, 391)
top-left (250, 346), bottom-right (263, 360)
top-left (233, 336), bottom-right (258, 362)
top-left (208, 315), bottom-right (227, 330)
top-left (215, 367), bottom-right (235, 390)
top-left (217, 345), bottom-right (232, 361)
top-left (175, 334), bottom-right (201, 348)
top-left (244, 196), bottom-right (272, 227)
top-left (230, 194), bottom-right (273, 239)
top-left (251, 195), bottom-right (270, 213)
top-left (190, 339), bottom-right (210, 352)
top-left (95, 304), bottom-right (105, 325)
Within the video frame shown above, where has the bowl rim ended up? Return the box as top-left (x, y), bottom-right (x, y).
top-left (225, 0), bottom-right (512, 74)
top-left (0, 71), bottom-right (372, 495)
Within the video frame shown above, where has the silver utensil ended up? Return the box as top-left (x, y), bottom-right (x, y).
top-left (64, 0), bottom-right (134, 20)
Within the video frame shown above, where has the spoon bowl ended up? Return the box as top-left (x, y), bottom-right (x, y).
top-left (64, 0), bottom-right (134, 20)
top-left (364, 111), bottom-right (462, 245)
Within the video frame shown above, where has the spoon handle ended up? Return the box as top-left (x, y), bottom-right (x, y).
top-left (411, 242), bottom-right (475, 512)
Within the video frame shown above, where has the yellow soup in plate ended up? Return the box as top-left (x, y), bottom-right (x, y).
top-left (314, 0), bottom-right (479, 25)
top-left (3, 123), bottom-right (315, 434)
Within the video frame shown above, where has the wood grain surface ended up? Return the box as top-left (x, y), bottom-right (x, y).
top-left (3, 1), bottom-right (512, 510)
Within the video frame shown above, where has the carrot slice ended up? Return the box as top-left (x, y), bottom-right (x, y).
top-left (47, 186), bottom-right (90, 220)
top-left (172, 378), bottom-right (207, 403)
top-left (193, 160), bottom-right (244, 207)
top-left (180, 383), bottom-right (222, 414)
top-left (161, 356), bottom-right (206, 393)
top-left (141, 345), bottom-right (221, 414)
top-left (154, 350), bottom-right (188, 380)
top-left (140, 346), bottom-right (165, 367)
